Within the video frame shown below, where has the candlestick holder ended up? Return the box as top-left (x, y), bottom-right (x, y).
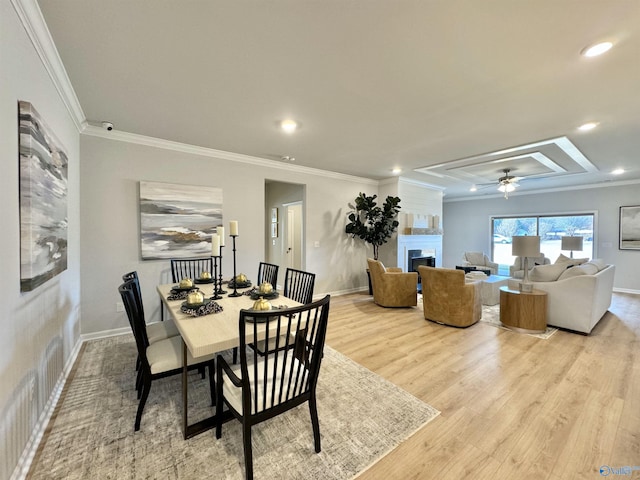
top-left (217, 246), bottom-right (227, 294)
top-left (211, 255), bottom-right (222, 300)
top-left (228, 235), bottom-right (241, 297)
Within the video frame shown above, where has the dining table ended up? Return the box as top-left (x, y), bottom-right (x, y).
top-left (156, 282), bottom-right (301, 439)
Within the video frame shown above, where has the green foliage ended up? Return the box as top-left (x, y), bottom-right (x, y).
top-left (345, 192), bottom-right (401, 260)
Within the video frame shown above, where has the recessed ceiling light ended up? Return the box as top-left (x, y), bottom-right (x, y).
top-left (578, 122), bottom-right (599, 131)
top-left (612, 168), bottom-right (625, 175)
top-left (392, 167), bottom-right (402, 175)
top-left (469, 185), bottom-right (477, 192)
top-left (581, 41), bottom-right (613, 57)
top-left (280, 119), bottom-right (298, 134)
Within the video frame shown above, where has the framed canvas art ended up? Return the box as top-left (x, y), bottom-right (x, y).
top-left (19, 101), bottom-right (69, 292)
top-left (619, 205), bottom-right (640, 250)
top-left (139, 181), bottom-right (223, 259)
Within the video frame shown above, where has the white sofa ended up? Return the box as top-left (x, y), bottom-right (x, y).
top-left (507, 258), bottom-right (615, 334)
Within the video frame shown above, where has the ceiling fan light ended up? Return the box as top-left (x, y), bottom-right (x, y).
top-left (498, 183), bottom-right (516, 193)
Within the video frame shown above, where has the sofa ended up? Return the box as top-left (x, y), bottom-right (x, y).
top-left (509, 254), bottom-right (550, 279)
top-left (460, 252), bottom-right (498, 275)
top-left (507, 257), bottom-right (615, 334)
top-left (367, 258), bottom-right (418, 307)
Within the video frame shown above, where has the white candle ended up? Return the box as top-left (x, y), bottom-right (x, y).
top-left (211, 234), bottom-right (220, 256)
top-left (229, 220), bottom-right (239, 236)
top-left (217, 226), bottom-right (225, 246)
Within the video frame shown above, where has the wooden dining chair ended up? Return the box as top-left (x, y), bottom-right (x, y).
top-left (215, 295), bottom-right (331, 480)
top-left (118, 279), bottom-right (215, 431)
top-left (256, 262), bottom-right (279, 287)
top-left (170, 257), bottom-right (213, 283)
top-left (283, 267), bottom-right (316, 304)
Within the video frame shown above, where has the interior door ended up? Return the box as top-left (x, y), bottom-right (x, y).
top-left (285, 202), bottom-right (302, 269)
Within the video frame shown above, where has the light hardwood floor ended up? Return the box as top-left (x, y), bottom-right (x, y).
top-left (325, 292), bottom-right (640, 480)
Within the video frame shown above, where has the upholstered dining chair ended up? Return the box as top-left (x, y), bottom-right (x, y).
top-left (215, 295), bottom-right (331, 480)
top-left (283, 268), bottom-right (316, 304)
top-left (170, 257), bottom-right (214, 283)
top-left (418, 266), bottom-right (482, 327)
top-left (118, 279), bottom-right (215, 431)
top-left (256, 262), bottom-right (279, 288)
top-left (250, 267), bottom-right (315, 357)
top-left (367, 258), bottom-right (418, 307)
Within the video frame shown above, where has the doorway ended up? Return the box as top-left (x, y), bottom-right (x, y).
top-left (264, 181), bottom-right (305, 286)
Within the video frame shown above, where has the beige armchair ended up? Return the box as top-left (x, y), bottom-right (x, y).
top-left (461, 252), bottom-right (498, 275)
top-left (418, 266), bottom-right (482, 327)
top-left (367, 259), bottom-right (418, 307)
top-left (509, 254), bottom-right (550, 279)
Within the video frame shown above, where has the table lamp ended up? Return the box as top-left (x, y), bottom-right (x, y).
top-left (561, 236), bottom-right (583, 258)
top-left (512, 235), bottom-right (540, 292)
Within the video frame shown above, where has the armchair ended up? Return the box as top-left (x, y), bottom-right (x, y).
top-left (509, 254), bottom-right (550, 279)
top-left (460, 252), bottom-right (498, 275)
top-left (367, 259), bottom-right (418, 307)
top-left (418, 266), bottom-right (482, 327)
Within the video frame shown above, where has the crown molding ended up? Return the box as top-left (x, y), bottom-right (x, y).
top-left (12, 0), bottom-right (86, 132)
top-left (82, 125), bottom-right (378, 185)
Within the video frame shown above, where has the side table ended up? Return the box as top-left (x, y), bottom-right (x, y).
top-left (499, 286), bottom-right (547, 334)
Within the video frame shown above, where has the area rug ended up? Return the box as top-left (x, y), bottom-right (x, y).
top-left (481, 304), bottom-right (558, 339)
top-left (27, 335), bottom-right (439, 480)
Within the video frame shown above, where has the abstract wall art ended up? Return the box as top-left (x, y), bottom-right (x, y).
top-left (139, 181), bottom-right (223, 259)
top-left (18, 101), bottom-right (69, 292)
top-left (619, 205), bottom-right (640, 250)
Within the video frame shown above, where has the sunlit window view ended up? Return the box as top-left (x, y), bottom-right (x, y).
top-left (492, 214), bottom-right (595, 274)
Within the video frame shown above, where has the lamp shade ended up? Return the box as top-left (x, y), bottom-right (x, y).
top-left (512, 235), bottom-right (540, 257)
top-left (561, 236), bottom-right (583, 251)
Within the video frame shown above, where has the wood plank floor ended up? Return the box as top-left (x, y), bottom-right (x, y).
top-left (325, 292), bottom-right (640, 480)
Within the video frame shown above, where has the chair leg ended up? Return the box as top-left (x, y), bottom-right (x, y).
top-left (199, 366), bottom-right (206, 379)
top-left (208, 361), bottom-right (215, 406)
top-left (136, 369), bottom-right (143, 397)
top-left (160, 300), bottom-right (164, 321)
top-left (215, 362), bottom-right (224, 439)
top-left (242, 422), bottom-right (253, 480)
top-left (309, 396), bottom-right (321, 453)
top-left (233, 347), bottom-right (238, 364)
top-left (135, 377), bottom-right (151, 431)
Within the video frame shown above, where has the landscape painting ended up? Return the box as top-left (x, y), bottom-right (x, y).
top-left (619, 205), bottom-right (640, 250)
top-left (19, 101), bottom-right (69, 292)
top-left (139, 181), bottom-right (222, 259)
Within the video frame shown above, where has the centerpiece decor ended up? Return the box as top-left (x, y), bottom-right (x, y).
top-left (228, 221), bottom-right (242, 297)
top-left (345, 193), bottom-right (401, 260)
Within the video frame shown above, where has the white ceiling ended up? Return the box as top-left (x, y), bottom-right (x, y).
top-left (36, 0), bottom-right (640, 200)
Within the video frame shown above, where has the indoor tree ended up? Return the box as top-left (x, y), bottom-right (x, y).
top-left (345, 192), bottom-right (401, 260)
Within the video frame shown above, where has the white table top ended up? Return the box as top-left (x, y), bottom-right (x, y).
top-left (157, 283), bottom-right (300, 358)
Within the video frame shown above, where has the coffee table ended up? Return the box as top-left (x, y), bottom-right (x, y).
top-left (479, 275), bottom-right (510, 305)
top-left (456, 265), bottom-right (491, 276)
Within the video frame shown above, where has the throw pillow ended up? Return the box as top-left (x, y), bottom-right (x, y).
top-left (554, 254), bottom-right (588, 267)
top-left (590, 258), bottom-right (607, 271)
top-left (555, 253), bottom-right (572, 264)
top-left (557, 262), bottom-right (599, 280)
top-left (529, 263), bottom-right (566, 282)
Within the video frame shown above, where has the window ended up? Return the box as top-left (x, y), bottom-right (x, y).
top-left (492, 213), bottom-right (595, 271)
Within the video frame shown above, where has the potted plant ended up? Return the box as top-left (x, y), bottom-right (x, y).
top-left (345, 192), bottom-right (402, 260)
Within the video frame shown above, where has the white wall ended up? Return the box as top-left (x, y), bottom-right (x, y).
top-left (443, 183), bottom-right (640, 291)
top-left (0, 1), bottom-right (81, 478)
top-left (79, 134), bottom-right (377, 334)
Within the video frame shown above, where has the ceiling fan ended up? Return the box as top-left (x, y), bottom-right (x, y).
top-left (497, 169), bottom-right (520, 199)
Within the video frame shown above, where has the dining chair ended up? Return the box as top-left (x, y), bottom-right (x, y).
top-left (118, 279), bottom-right (215, 431)
top-left (170, 257), bottom-right (214, 283)
top-left (215, 295), bottom-right (331, 480)
top-left (256, 262), bottom-right (279, 287)
top-left (283, 267), bottom-right (316, 304)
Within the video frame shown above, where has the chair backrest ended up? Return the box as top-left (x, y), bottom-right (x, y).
top-left (283, 268), bottom-right (316, 304)
top-left (257, 262), bottom-right (279, 287)
top-left (118, 280), bottom-right (151, 368)
top-left (122, 271), bottom-right (145, 320)
top-left (238, 295), bottom-right (330, 415)
top-left (170, 257), bottom-right (213, 283)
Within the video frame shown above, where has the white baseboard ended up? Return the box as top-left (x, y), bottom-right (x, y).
top-left (613, 287), bottom-right (640, 295)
